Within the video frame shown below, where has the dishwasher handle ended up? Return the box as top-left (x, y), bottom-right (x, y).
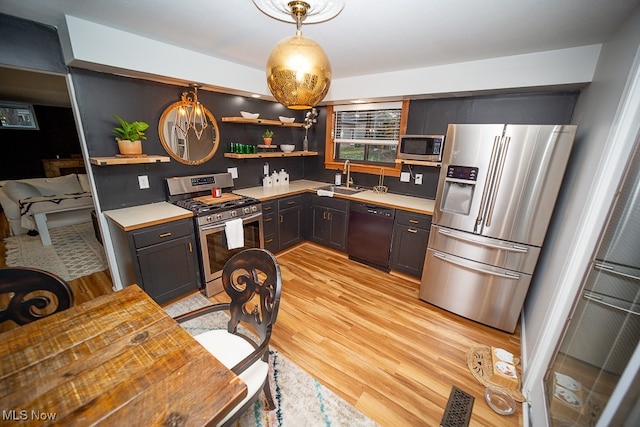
top-left (350, 202), bottom-right (395, 218)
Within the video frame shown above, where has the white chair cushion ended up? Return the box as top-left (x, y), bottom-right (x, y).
top-left (195, 330), bottom-right (269, 425)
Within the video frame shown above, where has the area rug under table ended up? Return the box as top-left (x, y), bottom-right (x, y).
top-left (4, 222), bottom-right (108, 281)
top-left (165, 292), bottom-right (378, 427)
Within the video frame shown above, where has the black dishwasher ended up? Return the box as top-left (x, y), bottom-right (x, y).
top-left (347, 202), bottom-right (395, 271)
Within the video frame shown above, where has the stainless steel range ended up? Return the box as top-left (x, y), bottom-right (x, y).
top-left (166, 173), bottom-right (263, 296)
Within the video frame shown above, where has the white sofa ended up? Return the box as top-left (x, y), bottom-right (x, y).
top-left (0, 173), bottom-right (94, 245)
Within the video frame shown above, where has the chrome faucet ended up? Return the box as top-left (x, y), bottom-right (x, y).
top-left (343, 160), bottom-right (354, 188)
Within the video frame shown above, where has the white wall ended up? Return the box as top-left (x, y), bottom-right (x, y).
top-left (522, 5), bottom-right (640, 425)
top-left (60, 15), bottom-right (600, 103)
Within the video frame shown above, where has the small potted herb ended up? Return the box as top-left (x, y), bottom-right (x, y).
top-left (262, 129), bottom-right (274, 145)
top-left (112, 114), bottom-right (149, 155)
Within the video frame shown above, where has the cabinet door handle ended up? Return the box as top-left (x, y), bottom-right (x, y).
top-left (323, 211), bottom-right (327, 219)
top-left (188, 242), bottom-right (192, 252)
top-left (159, 232), bottom-right (172, 238)
top-left (409, 219), bottom-right (419, 224)
top-left (279, 215), bottom-right (283, 223)
top-left (407, 228), bottom-right (418, 233)
top-left (327, 212), bottom-right (332, 221)
top-left (264, 206), bottom-right (273, 211)
top-left (266, 238), bottom-right (274, 243)
top-left (264, 217), bottom-right (273, 222)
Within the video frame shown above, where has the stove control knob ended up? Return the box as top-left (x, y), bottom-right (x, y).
top-left (230, 210), bottom-right (237, 217)
top-left (215, 213), bottom-right (222, 221)
top-left (251, 205), bottom-right (258, 212)
top-left (205, 215), bottom-right (212, 223)
top-left (243, 207), bottom-right (250, 214)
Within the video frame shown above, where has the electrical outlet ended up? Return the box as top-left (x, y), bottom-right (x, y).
top-left (227, 167), bottom-right (238, 179)
top-left (138, 175), bottom-right (150, 189)
top-left (415, 174), bottom-right (423, 185)
top-left (263, 163), bottom-right (269, 176)
top-left (400, 172), bottom-right (411, 182)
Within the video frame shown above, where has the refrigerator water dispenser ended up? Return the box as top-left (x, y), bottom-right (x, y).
top-left (440, 166), bottom-right (479, 215)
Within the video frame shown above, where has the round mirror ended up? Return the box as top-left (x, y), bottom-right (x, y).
top-left (158, 93), bottom-right (220, 165)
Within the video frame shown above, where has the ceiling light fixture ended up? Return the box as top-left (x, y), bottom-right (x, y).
top-left (175, 84), bottom-right (208, 140)
top-left (253, 0), bottom-right (345, 110)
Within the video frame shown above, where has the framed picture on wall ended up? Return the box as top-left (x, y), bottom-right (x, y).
top-left (0, 102), bottom-right (39, 130)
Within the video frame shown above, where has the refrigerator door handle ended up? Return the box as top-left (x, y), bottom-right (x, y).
top-left (475, 135), bottom-right (502, 233)
top-left (485, 136), bottom-right (510, 228)
top-left (583, 291), bottom-right (640, 316)
top-left (594, 262), bottom-right (640, 282)
top-left (437, 227), bottom-right (529, 253)
top-left (433, 251), bottom-right (521, 280)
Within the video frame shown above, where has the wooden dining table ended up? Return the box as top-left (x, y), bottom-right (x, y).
top-left (0, 285), bottom-right (247, 426)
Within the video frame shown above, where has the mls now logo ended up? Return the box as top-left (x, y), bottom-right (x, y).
top-left (3, 410), bottom-right (57, 421)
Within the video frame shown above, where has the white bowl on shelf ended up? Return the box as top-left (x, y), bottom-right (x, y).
top-left (280, 144), bottom-right (296, 153)
top-left (240, 111), bottom-right (259, 119)
top-left (279, 116), bottom-right (295, 123)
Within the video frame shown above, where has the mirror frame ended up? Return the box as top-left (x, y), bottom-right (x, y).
top-left (158, 99), bottom-right (220, 165)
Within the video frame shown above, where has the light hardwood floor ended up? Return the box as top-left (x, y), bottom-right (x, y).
top-left (211, 242), bottom-right (523, 426)
top-left (1, 222), bottom-right (523, 425)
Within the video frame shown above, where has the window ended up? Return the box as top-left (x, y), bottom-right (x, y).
top-left (332, 102), bottom-right (402, 164)
top-left (323, 101), bottom-right (408, 178)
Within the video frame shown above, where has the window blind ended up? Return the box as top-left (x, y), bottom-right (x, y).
top-left (332, 102), bottom-right (402, 164)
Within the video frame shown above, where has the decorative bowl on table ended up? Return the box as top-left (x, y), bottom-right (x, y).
top-left (280, 144), bottom-right (295, 153)
top-left (240, 111), bottom-right (259, 119)
top-left (279, 116), bottom-right (295, 123)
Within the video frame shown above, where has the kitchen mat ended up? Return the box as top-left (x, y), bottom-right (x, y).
top-left (440, 385), bottom-right (474, 427)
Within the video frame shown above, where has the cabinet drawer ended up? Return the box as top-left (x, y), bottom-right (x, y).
top-left (262, 212), bottom-right (278, 236)
top-left (278, 195), bottom-right (304, 210)
top-left (395, 210), bottom-right (432, 229)
top-left (261, 200), bottom-right (276, 214)
top-left (311, 195), bottom-right (348, 211)
top-left (132, 219), bottom-right (193, 248)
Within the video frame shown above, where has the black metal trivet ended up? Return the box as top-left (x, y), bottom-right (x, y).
top-left (440, 385), bottom-right (475, 427)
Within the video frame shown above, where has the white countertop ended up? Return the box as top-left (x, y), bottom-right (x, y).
top-left (233, 179), bottom-right (435, 215)
top-left (104, 201), bottom-right (193, 231)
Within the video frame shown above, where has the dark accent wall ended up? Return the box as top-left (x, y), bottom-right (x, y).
top-left (304, 92), bottom-right (580, 199)
top-left (0, 105), bottom-right (82, 180)
top-left (70, 69), bottom-right (323, 210)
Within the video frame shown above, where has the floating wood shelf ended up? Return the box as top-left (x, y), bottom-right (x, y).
top-left (222, 117), bottom-right (304, 128)
top-left (395, 159), bottom-right (441, 167)
top-left (224, 151), bottom-right (318, 159)
top-left (89, 155), bottom-right (171, 166)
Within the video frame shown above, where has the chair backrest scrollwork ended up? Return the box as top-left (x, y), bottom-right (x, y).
top-left (0, 267), bottom-right (74, 326)
top-left (222, 249), bottom-right (282, 344)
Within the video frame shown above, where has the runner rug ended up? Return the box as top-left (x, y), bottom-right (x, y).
top-left (164, 292), bottom-right (378, 427)
top-left (4, 222), bottom-right (108, 281)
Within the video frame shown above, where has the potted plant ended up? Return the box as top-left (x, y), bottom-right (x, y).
top-left (112, 114), bottom-right (149, 155)
top-left (262, 129), bottom-right (274, 146)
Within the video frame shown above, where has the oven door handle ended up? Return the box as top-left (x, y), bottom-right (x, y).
top-left (200, 212), bottom-right (263, 231)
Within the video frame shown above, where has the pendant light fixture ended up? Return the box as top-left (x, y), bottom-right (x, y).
top-left (175, 84), bottom-right (208, 140)
top-left (253, 0), bottom-right (345, 110)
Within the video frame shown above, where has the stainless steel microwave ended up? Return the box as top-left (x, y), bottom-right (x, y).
top-left (396, 134), bottom-right (445, 162)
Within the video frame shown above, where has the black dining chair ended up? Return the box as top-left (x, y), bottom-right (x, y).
top-left (173, 248), bottom-right (282, 426)
top-left (0, 267), bottom-right (74, 326)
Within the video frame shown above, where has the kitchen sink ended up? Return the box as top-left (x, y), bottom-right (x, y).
top-left (315, 185), bottom-right (366, 195)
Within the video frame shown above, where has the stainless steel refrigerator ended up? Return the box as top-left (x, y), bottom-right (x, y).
top-left (419, 124), bottom-right (577, 332)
